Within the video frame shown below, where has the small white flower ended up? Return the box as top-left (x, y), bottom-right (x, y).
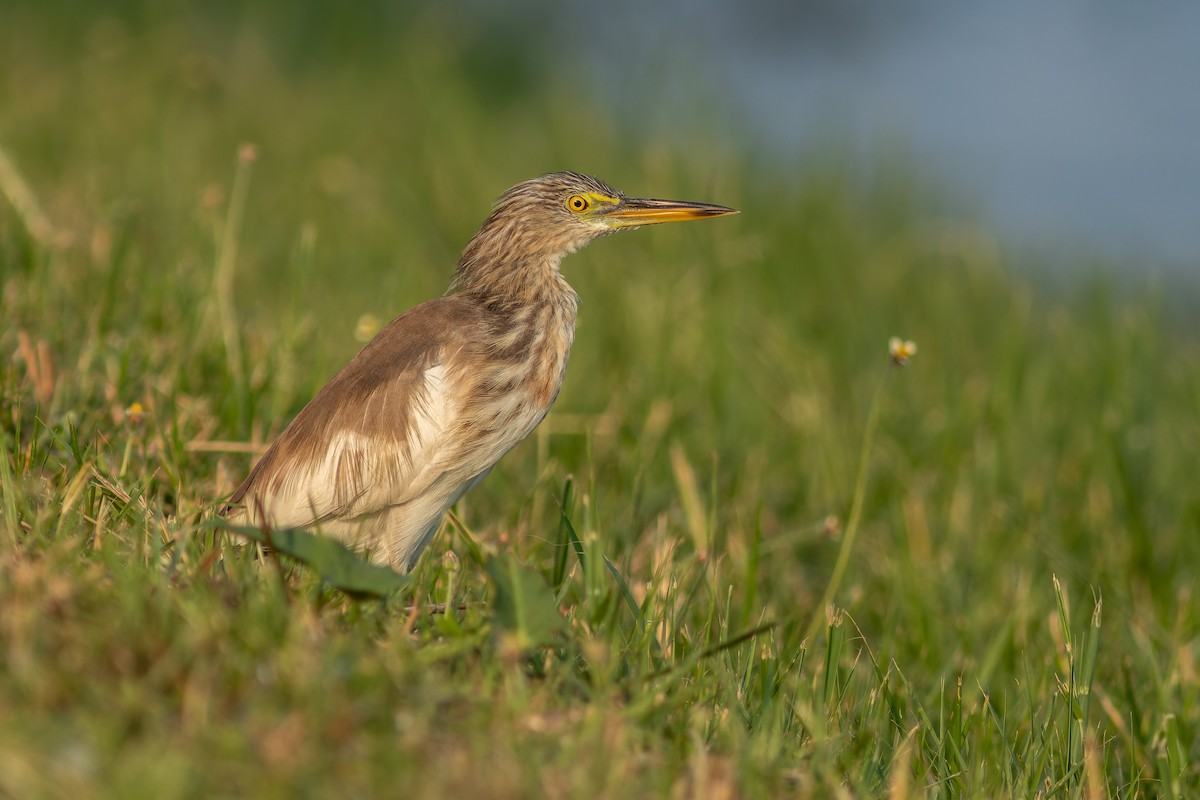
top-left (888, 337), bottom-right (918, 367)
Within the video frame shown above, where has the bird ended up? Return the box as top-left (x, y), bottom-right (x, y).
top-left (222, 172), bottom-right (737, 573)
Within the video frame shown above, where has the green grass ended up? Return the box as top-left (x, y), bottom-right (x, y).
top-left (3, 3), bottom-right (1199, 797)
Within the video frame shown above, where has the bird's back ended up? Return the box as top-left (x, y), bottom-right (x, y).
top-left (223, 287), bottom-right (577, 571)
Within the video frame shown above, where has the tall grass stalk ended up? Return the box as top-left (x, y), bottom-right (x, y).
top-left (211, 144), bottom-right (258, 419)
top-left (804, 366), bottom-right (891, 644)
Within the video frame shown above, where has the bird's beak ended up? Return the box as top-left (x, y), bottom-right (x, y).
top-left (601, 197), bottom-right (739, 228)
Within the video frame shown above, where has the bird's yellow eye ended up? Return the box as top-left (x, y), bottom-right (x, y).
top-left (567, 194), bottom-right (590, 213)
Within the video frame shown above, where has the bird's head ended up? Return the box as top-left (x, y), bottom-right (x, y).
top-left (467, 171), bottom-right (738, 264)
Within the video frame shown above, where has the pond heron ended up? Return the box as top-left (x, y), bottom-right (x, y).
top-left (222, 172), bottom-right (737, 572)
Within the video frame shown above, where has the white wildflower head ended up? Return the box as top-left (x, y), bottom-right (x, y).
top-left (888, 337), bottom-right (917, 367)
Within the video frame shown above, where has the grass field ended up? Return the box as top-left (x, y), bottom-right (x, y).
top-left (2, 4), bottom-right (1199, 797)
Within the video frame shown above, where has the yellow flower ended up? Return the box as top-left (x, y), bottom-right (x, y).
top-left (355, 314), bottom-right (382, 342)
top-left (888, 337), bottom-right (918, 367)
top-left (125, 402), bottom-right (145, 426)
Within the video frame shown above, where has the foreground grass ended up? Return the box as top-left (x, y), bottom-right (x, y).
top-left (2, 3), bottom-right (1199, 797)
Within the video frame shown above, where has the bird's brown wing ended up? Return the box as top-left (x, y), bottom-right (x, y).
top-left (223, 297), bottom-right (481, 529)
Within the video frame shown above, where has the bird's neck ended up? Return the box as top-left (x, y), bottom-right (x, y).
top-left (452, 253), bottom-right (577, 316)
top-left (452, 249), bottom-right (580, 411)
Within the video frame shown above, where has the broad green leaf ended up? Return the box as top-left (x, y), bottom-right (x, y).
top-left (218, 522), bottom-right (407, 599)
top-left (486, 553), bottom-right (565, 648)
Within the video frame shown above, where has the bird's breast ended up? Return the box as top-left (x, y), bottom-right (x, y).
top-left (469, 295), bottom-right (577, 450)
top-left (530, 309), bottom-right (574, 409)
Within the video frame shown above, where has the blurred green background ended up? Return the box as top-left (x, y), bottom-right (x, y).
top-left (1, 1), bottom-right (1198, 796)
